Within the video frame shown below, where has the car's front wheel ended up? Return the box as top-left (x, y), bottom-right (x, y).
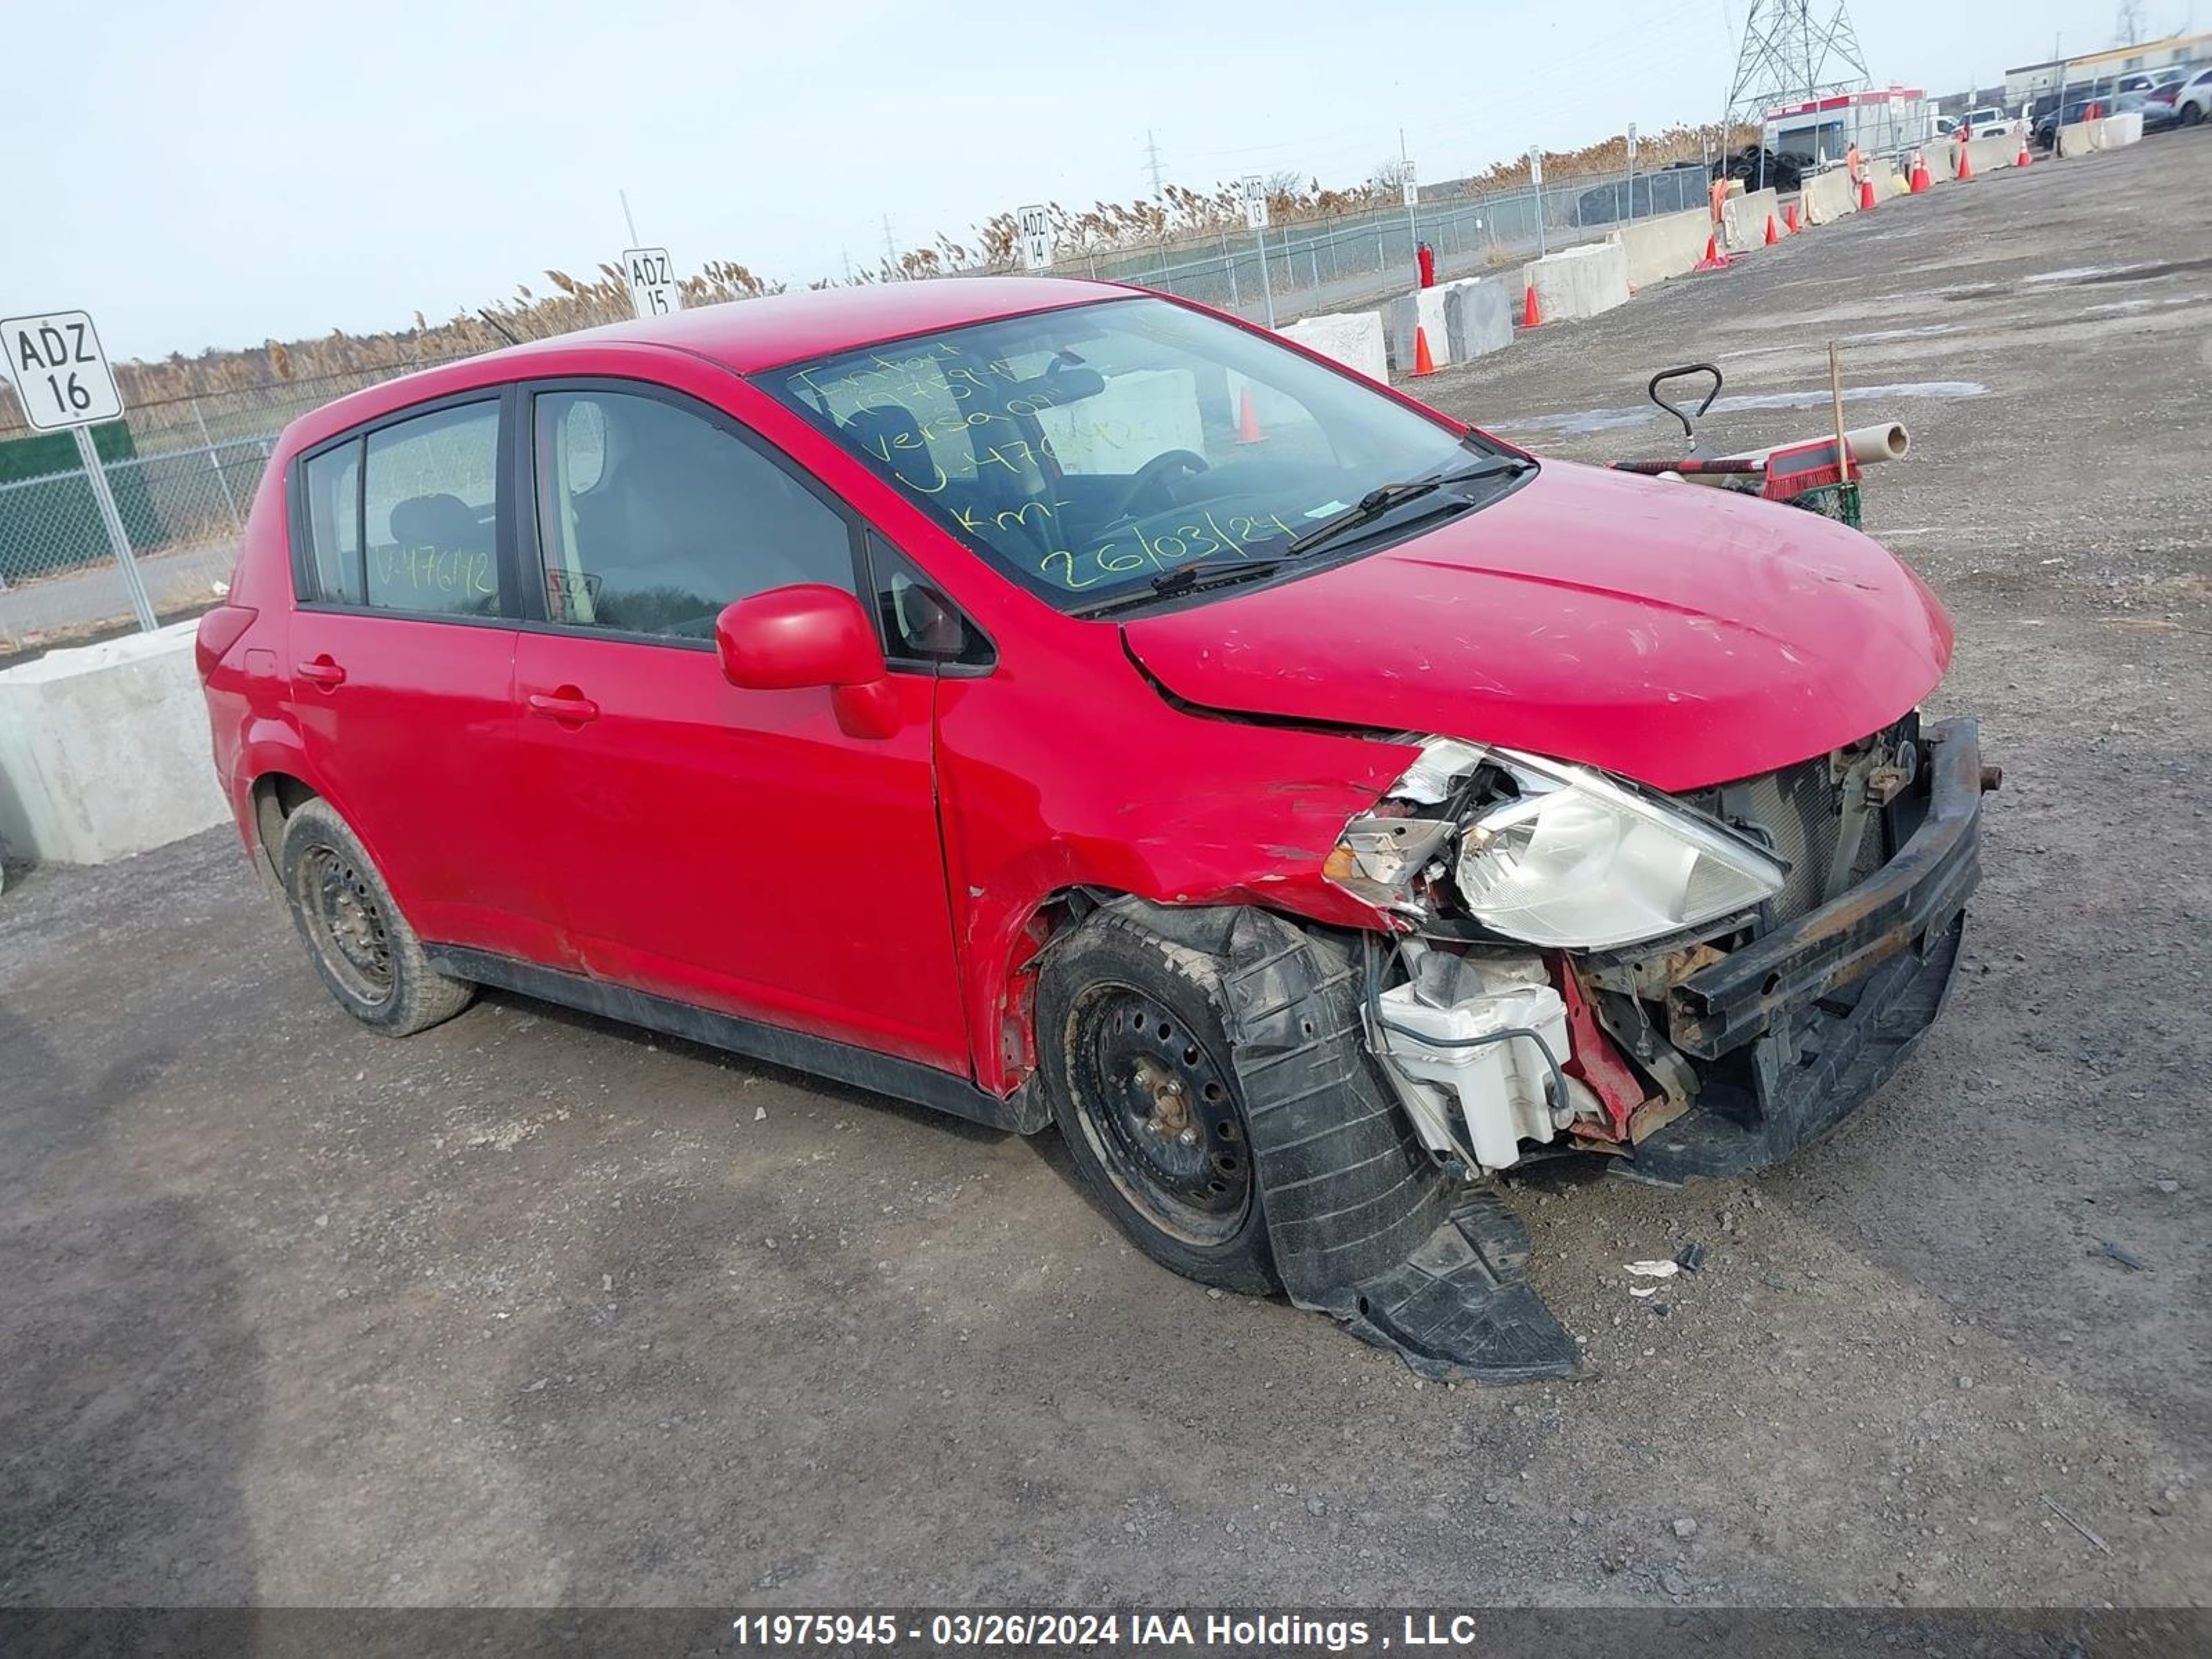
top-left (277, 797), bottom-right (474, 1036)
top-left (2184, 102), bottom-right (2205, 126)
top-left (1037, 911), bottom-right (1277, 1295)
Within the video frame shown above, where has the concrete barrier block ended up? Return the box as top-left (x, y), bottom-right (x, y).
top-left (1279, 311), bottom-right (1389, 384)
top-left (2058, 120), bottom-right (2101, 158)
top-left (1382, 287), bottom-right (1454, 372)
top-left (2102, 111), bottom-right (2143, 147)
top-left (1520, 241), bottom-right (1630, 323)
top-left (1962, 134), bottom-right (2016, 174)
top-left (0, 622), bottom-right (229, 865)
top-left (1441, 277), bottom-right (1512, 362)
top-left (1800, 169), bottom-right (1857, 225)
top-left (1721, 187), bottom-right (1781, 252)
top-left (1606, 208), bottom-right (1712, 288)
top-left (1919, 145), bottom-right (1957, 182)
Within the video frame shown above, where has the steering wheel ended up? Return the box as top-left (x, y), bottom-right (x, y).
top-left (1103, 450), bottom-right (1210, 523)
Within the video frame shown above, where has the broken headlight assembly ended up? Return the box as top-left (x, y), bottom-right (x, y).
top-left (1329, 739), bottom-right (1786, 949)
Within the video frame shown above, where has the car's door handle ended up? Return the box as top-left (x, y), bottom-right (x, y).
top-left (527, 689), bottom-right (600, 724)
top-left (297, 657), bottom-right (346, 688)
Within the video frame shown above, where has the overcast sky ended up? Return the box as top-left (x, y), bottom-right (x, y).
top-left (4, 0), bottom-right (2175, 360)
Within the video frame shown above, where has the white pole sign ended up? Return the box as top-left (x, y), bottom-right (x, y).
top-left (1017, 205), bottom-right (1053, 272)
top-left (1627, 122), bottom-right (1639, 164)
top-left (2, 310), bottom-right (123, 431)
top-left (621, 247), bottom-right (682, 318)
top-left (1239, 175), bottom-right (1275, 328)
top-left (0, 308), bottom-right (158, 631)
top-left (1401, 162), bottom-right (1418, 209)
top-left (1528, 147), bottom-right (1544, 185)
top-left (1240, 174), bottom-right (1270, 229)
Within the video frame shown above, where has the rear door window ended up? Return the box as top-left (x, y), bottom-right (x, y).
top-left (362, 402), bottom-right (502, 616)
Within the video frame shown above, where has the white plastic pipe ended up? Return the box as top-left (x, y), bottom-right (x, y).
top-left (1714, 422), bottom-right (1911, 470)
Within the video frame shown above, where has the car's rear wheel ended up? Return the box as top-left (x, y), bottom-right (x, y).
top-left (1037, 912), bottom-right (1276, 1295)
top-left (2184, 103), bottom-right (2205, 126)
top-left (278, 798), bottom-right (474, 1036)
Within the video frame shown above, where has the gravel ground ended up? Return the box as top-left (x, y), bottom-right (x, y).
top-left (3, 134), bottom-right (2207, 1611)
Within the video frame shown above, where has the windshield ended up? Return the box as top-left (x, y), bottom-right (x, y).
top-left (760, 296), bottom-right (1499, 612)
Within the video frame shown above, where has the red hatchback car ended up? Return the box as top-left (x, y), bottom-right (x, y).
top-left (200, 278), bottom-right (1987, 1378)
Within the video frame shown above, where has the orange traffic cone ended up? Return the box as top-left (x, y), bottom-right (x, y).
top-left (1857, 176), bottom-right (1877, 209)
top-left (1763, 214), bottom-right (1779, 245)
top-left (1956, 141), bottom-right (1974, 181)
top-left (1784, 201), bottom-right (1801, 232)
top-left (1521, 285), bottom-right (1542, 329)
top-left (1412, 325), bottom-right (1437, 375)
top-left (1235, 386), bottom-right (1265, 444)
top-left (2016, 135), bottom-right (2033, 167)
top-left (1909, 153), bottom-right (1931, 192)
top-left (1703, 232), bottom-right (1720, 262)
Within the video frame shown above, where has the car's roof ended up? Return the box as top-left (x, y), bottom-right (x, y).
top-left (534, 274), bottom-right (1130, 374)
top-left (285, 274), bottom-right (1136, 453)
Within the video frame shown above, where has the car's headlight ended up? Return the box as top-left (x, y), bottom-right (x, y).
top-left (1455, 751), bottom-right (1784, 948)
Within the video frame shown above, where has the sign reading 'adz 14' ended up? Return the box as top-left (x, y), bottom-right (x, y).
top-left (2, 310), bottom-right (124, 430)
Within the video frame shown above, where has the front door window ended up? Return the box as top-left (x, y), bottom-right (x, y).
top-left (533, 388), bottom-right (854, 639)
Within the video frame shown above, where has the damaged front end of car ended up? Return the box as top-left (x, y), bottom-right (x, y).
top-left (1212, 715), bottom-right (1994, 1382)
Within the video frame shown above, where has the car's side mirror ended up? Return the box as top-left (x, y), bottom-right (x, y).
top-left (715, 584), bottom-right (900, 739)
top-left (716, 583), bottom-right (886, 691)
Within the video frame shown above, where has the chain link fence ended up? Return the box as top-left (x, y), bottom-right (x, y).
top-left (0, 436), bottom-right (273, 652)
top-left (1067, 163), bottom-right (1715, 319)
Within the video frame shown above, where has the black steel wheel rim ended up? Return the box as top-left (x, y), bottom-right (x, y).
top-left (299, 843), bottom-right (394, 1006)
top-left (1069, 983), bottom-right (1250, 1247)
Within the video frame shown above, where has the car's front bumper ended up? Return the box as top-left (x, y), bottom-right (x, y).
top-left (1622, 717), bottom-right (1989, 1183)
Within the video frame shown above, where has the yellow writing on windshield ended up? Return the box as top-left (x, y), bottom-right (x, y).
top-left (1038, 510), bottom-right (1295, 592)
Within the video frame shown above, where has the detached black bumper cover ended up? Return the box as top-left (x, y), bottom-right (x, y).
top-left (1628, 717), bottom-right (1987, 1184)
top-left (1217, 909), bottom-right (1580, 1382)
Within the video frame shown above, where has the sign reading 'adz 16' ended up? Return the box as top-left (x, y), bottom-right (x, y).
top-left (2, 310), bottom-right (124, 430)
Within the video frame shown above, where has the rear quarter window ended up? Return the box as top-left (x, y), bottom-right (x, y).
top-left (301, 443), bottom-right (364, 605)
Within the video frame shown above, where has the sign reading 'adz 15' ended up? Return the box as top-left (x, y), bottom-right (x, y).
top-left (621, 248), bottom-right (682, 319)
top-left (2, 310), bottom-right (124, 431)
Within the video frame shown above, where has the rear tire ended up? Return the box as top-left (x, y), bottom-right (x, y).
top-left (2184, 103), bottom-right (2205, 126)
top-left (1037, 911), bottom-right (1276, 1296)
top-left (278, 798), bottom-right (474, 1036)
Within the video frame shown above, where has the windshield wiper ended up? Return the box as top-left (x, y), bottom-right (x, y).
top-left (1146, 556), bottom-right (1290, 598)
top-left (1285, 456), bottom-right (1533, 557)
top-left (1069, 556), bottom-right (1290, 618)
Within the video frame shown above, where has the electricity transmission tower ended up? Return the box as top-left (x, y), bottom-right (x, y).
top-left (1143, 130), bottom-right (1167, 198)
top-left (1724, 0), bottom-right (1872, 122)
top-left (2112, 0), bottom-right (2147, 45)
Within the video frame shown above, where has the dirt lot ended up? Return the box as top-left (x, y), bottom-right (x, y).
top-left (4, 135), bottom-right (2209, 1611)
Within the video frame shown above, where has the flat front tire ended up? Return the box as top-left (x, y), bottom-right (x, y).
top-left (1037, 912), bottom-right (1277, 1295)
top-left (277, 797), bottom-right (474, 1037)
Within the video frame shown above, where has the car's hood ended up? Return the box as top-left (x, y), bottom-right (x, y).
top-left (1121, 460), bottom-right (1952, 794)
